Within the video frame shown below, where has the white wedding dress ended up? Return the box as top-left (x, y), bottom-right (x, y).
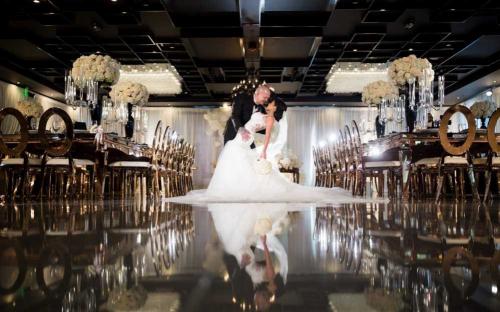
top-left (166, 111), bottom-right (382, 204)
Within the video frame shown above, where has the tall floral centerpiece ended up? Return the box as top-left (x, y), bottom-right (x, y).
top-left (110, 82), bottom-right (149, 139)
top-left (388, 55), bottom-right (442, 132)
top-left (362, 80), bottom-right (399, 137)
top-left (66, 54), bottom-right (120, 124)
top-left (470, 100), bottom-right (497, 129)
top-left (16, 97), bottom-right (43, 130)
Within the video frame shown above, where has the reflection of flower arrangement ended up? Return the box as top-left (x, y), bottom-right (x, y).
top-left (16, 98), bottom-right (43, 117)
top-left (275, 151), bottom-right (301, 170)
top-left (71, 54), bottom-right (120, 86)
top-left (109, 82), bottom-right (149, 105)
top-left (470, 101), bottom-right (497, 118)
top-left (388, 55), bottom-right (433, 86)
top-left (204, 106), bottom-right (232, 138)
top-left (255, 158), bottom-right (272, 175)
top-left (362, 80), bottom-right (399, 105)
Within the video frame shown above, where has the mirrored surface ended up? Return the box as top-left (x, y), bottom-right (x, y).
top-left (0, 199), bottom-right (499, 311)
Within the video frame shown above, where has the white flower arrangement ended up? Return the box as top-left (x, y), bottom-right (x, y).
top-left (388, 55), bottom-right (434, 87)
top-left (469, 101), bottom-right (497, 118)
top-left (255, 158), bottom-right (272, 175)
top-left (361, 80), bottom-right (399, 105)
top-left (71, 54), bottom-right (120, 86)
top-left (254, 217), bottom-right (273, 236)
top-left (203, 106), bottom-right (232, 138)
top-left (275, 151), bottom-right (301, 170)
top-left (16, 98), bottom-right (43, 117)
top-left (109, 82), bottom-right (149, 105)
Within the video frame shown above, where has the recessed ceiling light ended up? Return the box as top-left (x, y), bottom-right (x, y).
top-left (169, 46), bottom-right (175, 49)
top-left (121, 11), bottom-right (127, 14)
top-left (446, 43), bottom-right (451, 47)
top-left (353, 49), bottom-right (358, 52)
top-left (111, 0), bottom-right (118, 2)
top-left (33, 0), bottom-right (40, 3)
top-left (380, 9), bottom-right (386, 12)
top-left (450, 8), bottom-right (456, 11)
top-left (409, 48), bottom-right (414, 51)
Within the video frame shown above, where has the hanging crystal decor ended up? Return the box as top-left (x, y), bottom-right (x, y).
top-left (436, 75), bottom-right (445, 111)
top-left (64, 70), bottom-right (99, 122)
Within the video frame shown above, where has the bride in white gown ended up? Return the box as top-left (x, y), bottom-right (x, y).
top-left (166, 98), bottom-right (381, 204)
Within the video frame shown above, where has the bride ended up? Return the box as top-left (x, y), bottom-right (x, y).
top-left (167, 89), bottom-right (380, 204)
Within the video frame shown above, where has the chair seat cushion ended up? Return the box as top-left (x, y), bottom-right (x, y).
top-left (414, 157), bottom-right (440, 167)
top-left (74, 159), bottom-right (95, 167)
top-left (472, 158), bottom-right (488, 166)
top-left (46, 158), bottom-right (70, 166)
top-left (493, 157), bottom-right (500, 166)
top-left (109, 161), bottom-right (151, 168)
top-left (1, 158), bottom-right (42, 166)
top-left (443, 156), bottom-right (468, 165)
top-left (365, 161), bottom-right (401, 168)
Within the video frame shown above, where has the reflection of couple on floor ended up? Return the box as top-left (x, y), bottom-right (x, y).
top-left (209, 204), bottom-right (288, 311)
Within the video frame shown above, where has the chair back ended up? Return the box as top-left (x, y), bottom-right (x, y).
top-left (0, 107), bottom-right (29, 157)
top-left (38, 108), bottom-right (74, 157)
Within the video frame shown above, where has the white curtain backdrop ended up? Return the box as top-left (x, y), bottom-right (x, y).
top-left (143, 106), bottom-right (372, 188)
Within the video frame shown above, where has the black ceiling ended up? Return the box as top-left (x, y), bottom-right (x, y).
top-left (1, 0), bottom-right (500, 103)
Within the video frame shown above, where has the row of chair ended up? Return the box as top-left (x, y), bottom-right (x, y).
top-left (0, 107), bottom-right (196, 199)
top-left (314, 105), bottom-right (500, 201)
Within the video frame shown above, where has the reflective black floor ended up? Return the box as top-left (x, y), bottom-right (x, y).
top-left (1, 198), bottom-right (500, 311)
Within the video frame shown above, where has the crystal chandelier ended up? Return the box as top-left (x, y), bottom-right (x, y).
top-left (231, 73), bottom-right (265, 98)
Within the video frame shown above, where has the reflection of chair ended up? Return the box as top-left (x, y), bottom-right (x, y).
top-left (484, 108), bottom-right (500, 202)
top-left (435, 105), bottom-right (479, 202)
top-left (0, 107), bottom-right (41, 199)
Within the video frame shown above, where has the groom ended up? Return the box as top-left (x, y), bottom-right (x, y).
top-left (223, 85), bottom-right (271, 147)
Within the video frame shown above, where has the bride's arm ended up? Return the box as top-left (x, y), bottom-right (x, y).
top-left (260, 114), bottom-right (275, 159)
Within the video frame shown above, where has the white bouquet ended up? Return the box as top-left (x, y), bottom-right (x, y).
top-left (470, 101), bottom-right (497, 118)
top-left (71, 54), bottom-right (120, 86)
top-left (109, 81), bottom-right (149, 105)
top-left (388, 55), bottom-right (434, 87)
top-left (361, 80), bottom-right (399, 105)
top-left (275, 151), bottom-right (301, 170)
top-left (254, 217), bottom-right (273, 236)
top-left (16, 98), bottom-right (43, 117)
top-left (255, 158), bottom-right (272, 175)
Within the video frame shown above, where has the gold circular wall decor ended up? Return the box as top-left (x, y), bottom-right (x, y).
top-left (442, 247), bottom-right (479, 300)
top-left (37, 108), bottom-right (74, 157)
top-left (487, 108), bottom-right (500, 153)
top-left (439, 105), bottom-right (476, 155)
top-left (0, 108), bottom-right (29, 156)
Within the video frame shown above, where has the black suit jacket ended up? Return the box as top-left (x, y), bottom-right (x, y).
top-left (224, 93), bottom-right (256, 145)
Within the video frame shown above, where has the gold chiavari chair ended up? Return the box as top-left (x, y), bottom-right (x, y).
top-left (435, 105), bottom-right (480, 202)
top-left (351, 120), bottom-right (364, 196)
top-left (160, 129), bottom-right (177, 197)
top-left (338, 130), bottom-right (348, 189)
top-left (107, 121), bottom-right (160, 198)
top-left (483, 108), bottom-right (500, 202)
top-left (344, 125), bottom-right (357, 194)
top-left (313, 146), bottom-right (322, 186)
top-left (0, 107), bottom-right (41, 198)
top-left (39, 108), bottom-right (77, 198)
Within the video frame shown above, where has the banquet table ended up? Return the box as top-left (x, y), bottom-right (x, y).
top-left (364, 129), bottom-right (500, 200)
top-left (0, 131), bottom-right (151, 196)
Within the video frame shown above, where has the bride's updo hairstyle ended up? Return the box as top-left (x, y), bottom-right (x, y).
top-left (264, 93), bottom-right (287, 121)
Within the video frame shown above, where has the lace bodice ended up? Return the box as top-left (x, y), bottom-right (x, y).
top-left (244, 112), bottom-right (267, 134)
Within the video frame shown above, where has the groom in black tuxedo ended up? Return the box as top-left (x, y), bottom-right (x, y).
top-left (223, 85), bottom-right (271, 146)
